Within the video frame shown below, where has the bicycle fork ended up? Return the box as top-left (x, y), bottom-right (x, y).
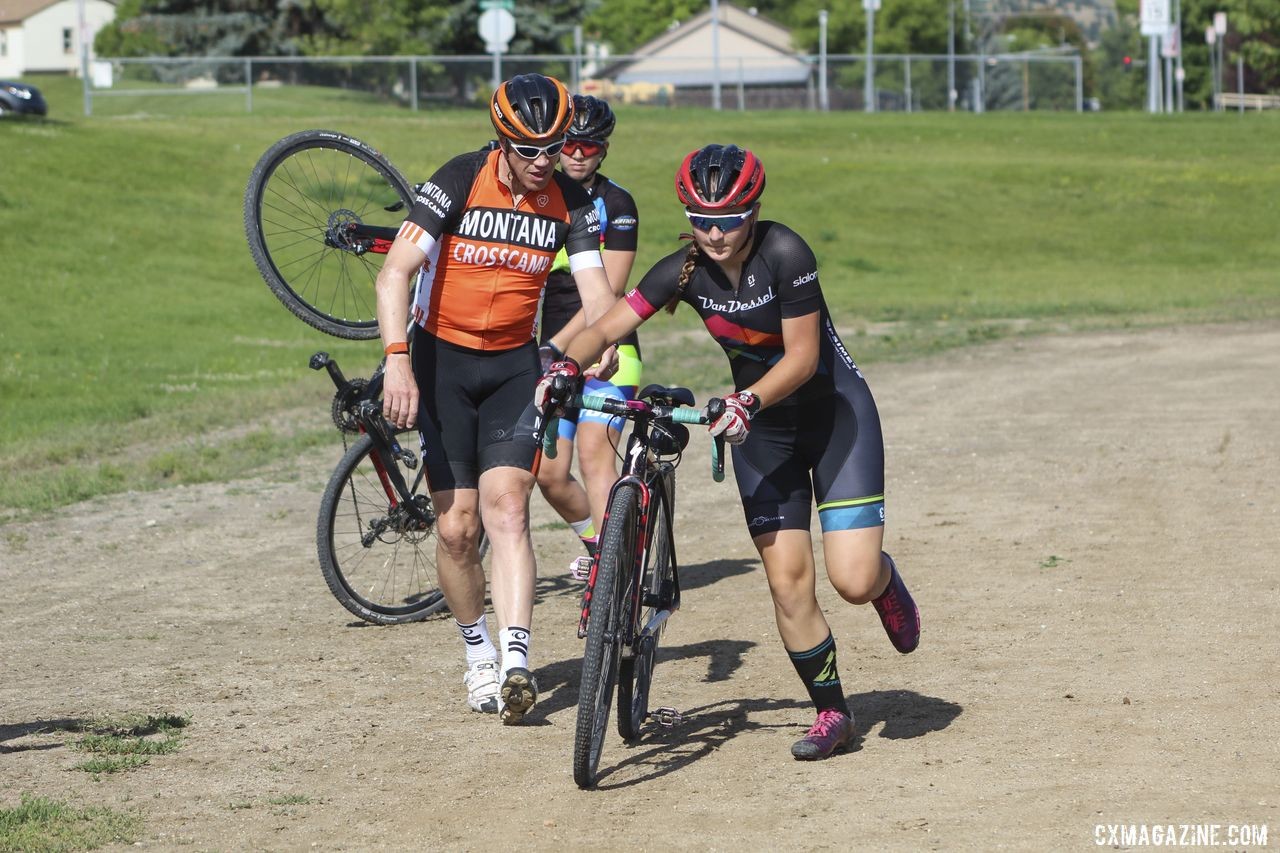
top-left (577, 476), bottom-right (650, 640)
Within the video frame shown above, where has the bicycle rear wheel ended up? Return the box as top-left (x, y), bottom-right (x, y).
top-left (573, 484), bottom-right (639, 788)
top-left (317, 433), bottom-right (447, 624)
top-left (616, 466), bottom-right (676, 741)
top-left (244, 129), bottom-right (413, 340)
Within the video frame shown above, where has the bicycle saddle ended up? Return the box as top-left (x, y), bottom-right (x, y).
top-left (638, 385), bottom-right (695, 407)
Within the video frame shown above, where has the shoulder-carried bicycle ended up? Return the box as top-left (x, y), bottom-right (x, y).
top-left (243, 128), bottom-right (411, 340)
top-left (539, 387), bottom-right (726, 788)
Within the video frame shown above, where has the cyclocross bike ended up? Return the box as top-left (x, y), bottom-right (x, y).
top-left (309, 350), bottom-right (487, 625)
top-left (243, 129), bottom-right (487, 624)
top-left (538, 386), bottom-right (726, 788)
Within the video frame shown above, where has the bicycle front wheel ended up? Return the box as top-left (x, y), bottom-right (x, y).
top-left (573, 484), bottom-right (639, 788)
top-left (317, 434), bottom-right (446, 624)
top-left (617, 466), bottom-right (676, 741)
top-left (244, 129), bottom-right (413, 339)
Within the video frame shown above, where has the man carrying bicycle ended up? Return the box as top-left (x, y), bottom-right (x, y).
top-left (375, 74), bottom-right (617, 724)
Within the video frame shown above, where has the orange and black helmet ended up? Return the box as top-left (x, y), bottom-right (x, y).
top-left (675, 144), bottom-right (766, 211)
top-left (490, 74), bottom-right (574, 143)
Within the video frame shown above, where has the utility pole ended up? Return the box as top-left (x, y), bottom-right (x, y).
top-left (948, 0), bottom-right (956, 111)
top-left (818, 10), bottom-right (829, 112)
top-left (78, 0), bottom-right (90, 115)
top-left (1213, 12), bottom-right (1227, 112)
top-left (863, 0), bottom-right (880, 112)
top-left (711, 0), bottom-right (722, 111)
top-left (1173, 0), bottom-right (1184, 111)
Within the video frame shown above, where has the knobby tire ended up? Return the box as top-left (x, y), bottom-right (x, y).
top-left (244, 129), bottom-right (412, 340)
top-left (317, 433), bottom-right (448, 624)
top-left (616, 465), bottom-right (676, 741)
top-left (572, 484), bottom-right (638, 788)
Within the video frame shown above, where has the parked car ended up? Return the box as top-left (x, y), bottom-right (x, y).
top-left (0, 80), bottom-right (48, 117)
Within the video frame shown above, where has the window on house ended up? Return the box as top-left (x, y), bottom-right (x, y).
top-left (64, 27), bottom-right (74, 54)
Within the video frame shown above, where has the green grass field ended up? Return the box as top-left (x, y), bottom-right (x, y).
top-left (2, 74), bottom-right (1278, 512)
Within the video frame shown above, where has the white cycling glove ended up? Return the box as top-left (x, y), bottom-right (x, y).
top-left (709, 391), bottom-right (761, 445)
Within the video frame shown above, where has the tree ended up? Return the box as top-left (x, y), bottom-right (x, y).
top-left (95, 0), bottom-right (337, 58)
top-left (1178, 0), bottom-right (1280, 101)
top-left (579, 0), bottom-right (706, 55)
top-left (1091, 9), bottom-right (1144, 110)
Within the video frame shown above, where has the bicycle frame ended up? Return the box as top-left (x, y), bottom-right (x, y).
top-left (579, 446), bottom-right (677, 645)
top-left (326, 223), bottom-right (397, 257)
top-left (538, 390), bottom-right (723, 640)
top-left (310, 350), bottom-right (431, 529)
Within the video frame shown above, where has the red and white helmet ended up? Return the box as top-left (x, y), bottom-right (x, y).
top-left (675, 144), bottom-right (765, 210)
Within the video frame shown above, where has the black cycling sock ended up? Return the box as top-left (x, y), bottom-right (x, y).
top-left (787, 633), bottom-right (851, 716)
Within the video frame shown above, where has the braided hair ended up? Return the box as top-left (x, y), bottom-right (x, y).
top-left (665, 241), bottom-right (699, 315)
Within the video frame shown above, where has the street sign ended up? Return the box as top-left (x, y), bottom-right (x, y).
top-left (862, 0), bottom-right (881, 9)
top-left (1140, 0), bottom-right (1170, 36)
top-left (478, 7), bottom-right (516, 54)
top-left (479, 0), bottom-right (514, 10)
top-left (1161, 25), bottom-right (1179, 58)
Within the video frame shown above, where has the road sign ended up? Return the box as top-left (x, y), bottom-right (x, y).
top-left (478, 7), bottom-right (516, 53)
top-left (479, 0), bottom-right (514, 11)
top-left (1140, 0), bottom-right (1170, 36)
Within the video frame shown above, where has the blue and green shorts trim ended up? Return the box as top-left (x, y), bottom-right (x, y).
top-left (817, 495), bottom-right (885, 532)
top-left (558, 345), bottom-right (642, 439)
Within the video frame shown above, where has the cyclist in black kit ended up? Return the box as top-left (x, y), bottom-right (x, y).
top-left (535, 96), bottom-right (642, 566)
top-left (536, 144), bottom-right (921, 760)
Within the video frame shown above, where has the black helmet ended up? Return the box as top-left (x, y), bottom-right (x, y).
top-left (675, 144), bottom-right (766, 211)
top-left (490, 74), bottom-right (574, 143)
top-left (568, 95), bottom-right (616, 141)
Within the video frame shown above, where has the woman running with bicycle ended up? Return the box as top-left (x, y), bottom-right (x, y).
top-left (535, 96), bottom-right (643, 564)
top-left (537, 143), bottom-right (921, 761)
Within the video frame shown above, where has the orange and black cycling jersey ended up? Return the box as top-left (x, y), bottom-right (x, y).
top-left (396, 148), bottom-right (601, 351)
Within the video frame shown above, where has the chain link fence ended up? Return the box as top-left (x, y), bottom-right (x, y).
top-left (83, 51), bottom-right (1085, 116)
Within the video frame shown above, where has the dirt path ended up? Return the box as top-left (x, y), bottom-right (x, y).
top-left (3, 322), bottom-right (1277, 850)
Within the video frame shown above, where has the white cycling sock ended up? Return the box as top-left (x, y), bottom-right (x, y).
top-left (456, 616), bottom-right (497, 665)
top-left (500, 626), bottom-right (530, 674)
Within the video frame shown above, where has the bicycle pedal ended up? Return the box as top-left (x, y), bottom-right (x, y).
top-left (570, 555), bottom-right (592, 582)
top-left (650, 707), bottom-right (684, 728)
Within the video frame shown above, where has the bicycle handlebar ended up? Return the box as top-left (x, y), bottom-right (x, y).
top-left (538, 392), bottom-right (727, 483)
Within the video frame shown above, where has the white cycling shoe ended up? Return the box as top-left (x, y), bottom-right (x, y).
top-left (463, 659), bottom-right (500, 713)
